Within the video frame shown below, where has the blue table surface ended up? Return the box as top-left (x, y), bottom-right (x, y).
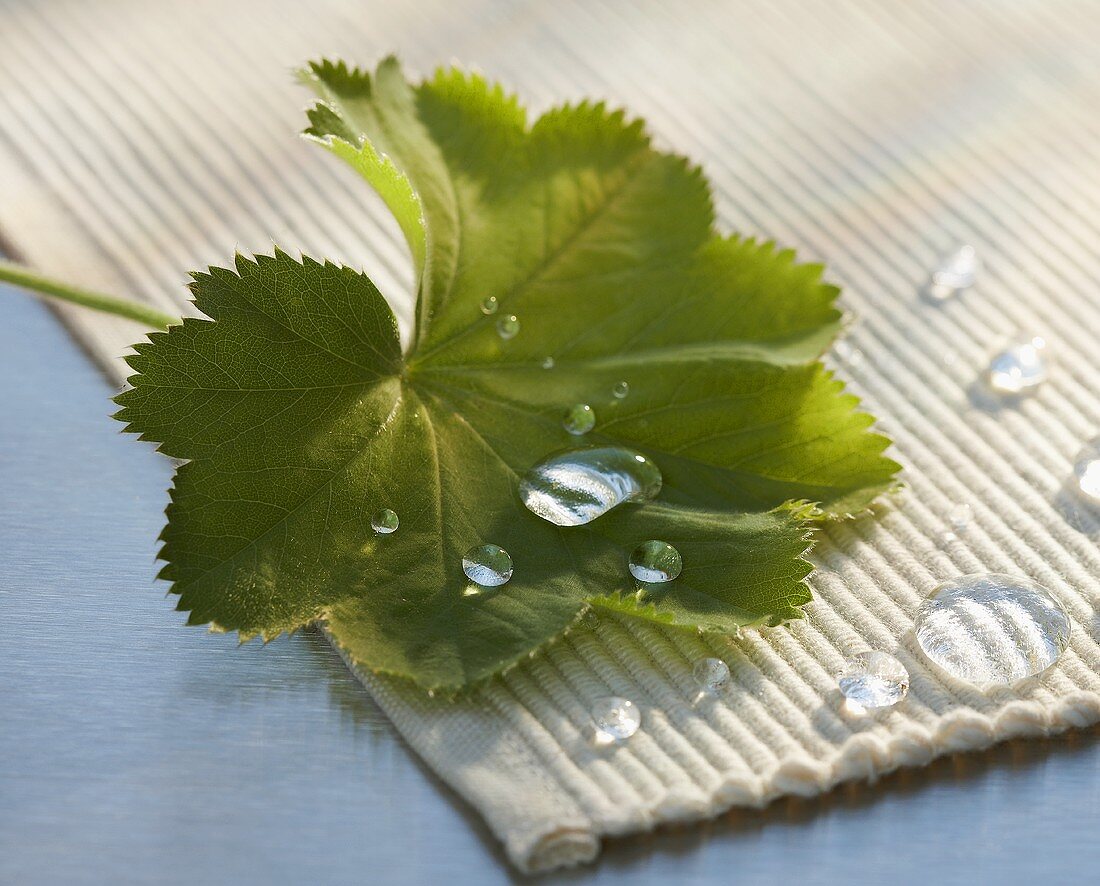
top-left (2, 287), bottom-right (1099, 885)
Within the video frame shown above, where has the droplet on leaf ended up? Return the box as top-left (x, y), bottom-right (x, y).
top-left (628, 540), bottom-right (682, 583)
top-left (462, 543), bottom-right (513, 587)
top-left (520, 446), bottom-right (662, 526)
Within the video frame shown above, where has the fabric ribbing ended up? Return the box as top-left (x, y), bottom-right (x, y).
top-left (4, 0), bottom-right (1100, 873)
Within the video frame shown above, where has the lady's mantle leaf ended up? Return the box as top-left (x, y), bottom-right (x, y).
top-left (115, 58), bottom-right (900, 690)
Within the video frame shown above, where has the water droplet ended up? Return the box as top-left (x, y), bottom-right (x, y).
top-left (1075, 455), bottom-right (1100, 504)
top-left (837, 651), bottom-right (909, 709)
top-left (926, 245), bottom-right (979, 300)
top-left (496, 314), bottom-right (520, 340)
top-left (520, 447), bottom-right (662, 527)
top-left (612, 380), bottom-right (630, 399)
top-left (833, 339), bottom-right (864, 368)
top-left (462, 544), bottom-right (513, 587)
top-left (371, 508), bottom-right (399, 535)
top-left (693, 657), bottom-right (730, 693)
top-left (590, 696), bottom-right (640, 745)
top-left (987, 337), bottom-right (1048, 395)
top-left (541, 356), bottom-right (555, 370)
top-left (914, 573), bottom-right (1070, 685)
top-left (480, 295), bottom-right (499, 315)
top-left (948, 503), bottom-right (973, 532)
top-left (562, 403), bottom-right (595, 436)
top-left (628, 540), bottom-right (682, 583)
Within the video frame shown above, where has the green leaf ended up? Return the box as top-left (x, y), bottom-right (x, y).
top-left (115, 58), bottom-right (900, 690)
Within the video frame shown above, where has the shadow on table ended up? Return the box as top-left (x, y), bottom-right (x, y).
top-left (545, 725), bottom-right (1100, 882)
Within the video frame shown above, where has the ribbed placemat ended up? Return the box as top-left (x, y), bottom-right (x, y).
top-left (5, 0), bottom-right (1100, 872)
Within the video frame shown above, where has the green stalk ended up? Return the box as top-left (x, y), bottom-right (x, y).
top-left (0, 259), bottom-right (179, 329)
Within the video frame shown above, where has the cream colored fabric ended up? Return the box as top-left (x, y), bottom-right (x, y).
top-left (5, 0), bottom-right (1100, 873)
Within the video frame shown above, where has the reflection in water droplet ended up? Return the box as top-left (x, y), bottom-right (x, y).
top-left (612, 381), bottom-right (630, 399)
top-left (371, 508), bottom-right (399, 535)
top-left (926, 245), bottom-right (979, 300)
top-left (1076, 455), bottom-right (1100, 504)
top-left (837, 651), bottom-right (909, 709)
top-left (520, 447), bottom-right (662, 527)
top-left (987, 337), bottom-right (1047, 395)
top-left (590, 696), bottom-right (640, 745)
top-left (462, 544), bottom-right (513, 587)
top-left (541, 356), bottom-right (555, 370)
top-left (693, 658), bottom-right (730, 693)
top-left (496, 315), bottom-right (520, 340)
top-left (914, 573), bottom-right (1070, 685)
top-left (629, 540), bottom-right (682, 583)
top-left (480, 295), bottom-right (499, 315)
top-left (562, 403), bottom-right (595, 435)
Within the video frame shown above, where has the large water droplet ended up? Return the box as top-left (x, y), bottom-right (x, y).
top-left (480, 295), bottom-right (499, 315)
top-left (837, 651), bottom-right (909, 709)
top-left (987, 337), bottom-right (1048, 395)
top-left (612, 380), bottom-right (630, 399)
top-left (926, 245), bottom-right (979, 300)
top-left (462, 544), bottom-right (513, 587)
top-left (693, 657), bottom-right (730, 693)
top-left (371, 508), bottom-right (399, 535)
top-left (496, 315), bottom-right (520, 340)
top-left (562, 403), bottom-right (595, 435)
top-left (628, 540), bottom-right (682, 583)
top-left (590, 696), bottom-right (640, 745)
top-left (914, 573), bottom-right (1070, 685)
top-left (519, 447), bottom-right (662, 527)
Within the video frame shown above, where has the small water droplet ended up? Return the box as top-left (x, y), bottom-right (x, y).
top-left (914, 573), bottom-right (1070, 685)
top-left (833, 339), bottom-right (864, 368)
top-left (693, 657), bottom-right (730, 693)
top-left (612, 380), bottom-right (630, 399)
top-left (520, 447), bottom-right (662, 526)
top-left (590, 696), bottom-right (640, 745)
top-left (371, 508), bottom-right (399, 535)
top-left (948, 503), bottom-right (973, 532)
top-left (480, 295), bottom-right (499, 315)
top-left (987, 337), bottom-right (1048, 395)
top-left (837, 651), bottom-right (909, 709)
top-left (541, 356), bottom-right (555, 370)
top-left (1075, 455), bottom-right (1100, 504)
top-left (462, 544), bottom-right (513, 587)
top-left (562, 403), bottom-right (595, 435)
top-left (926, 245), bottom-right (979, 300)
top-left (628, 540), bottom-right (682, 583)
top-left (496, 315), bottom-right (520, 340)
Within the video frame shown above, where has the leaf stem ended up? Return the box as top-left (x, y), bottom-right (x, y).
top-left (0, 259), bottom-right (179, 329)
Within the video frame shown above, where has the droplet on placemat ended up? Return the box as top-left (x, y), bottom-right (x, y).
top-left (628, 540), bottom-right (682, 583)
top-left (948, 503), bottom-right (973, 532)
top-left (1074, 451), bottom-right (1100, 505)
top-left (562, 403), bottom-right (595, 435)
top-left (926, 245), bottom-right (979, 300)
top-left (520, 447), bottom-right (662, 526)
top-left (837, 650), bottom-right (909, 710)
top-left (914, 573), bottom-right (1070, 685)
top-left (590, 696), bottom-right (640, 745)
top-left (371, 508), bottom-right (399, 535)
top-left (987, 337), bottom-right (1047, 395)
top-left (693, 657), bottom-right (730, 693)
top-left (462, 544), bottom-right (513, 587)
